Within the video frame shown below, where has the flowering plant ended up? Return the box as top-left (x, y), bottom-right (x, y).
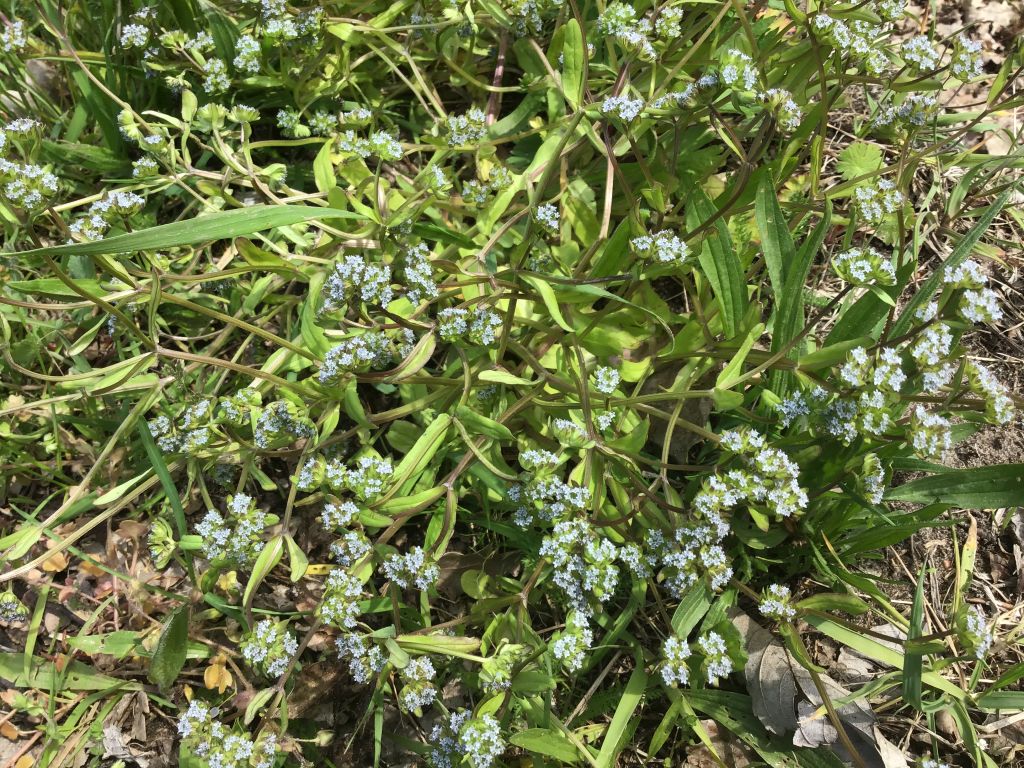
top-left (0, 1), bottom-right (1019, 766)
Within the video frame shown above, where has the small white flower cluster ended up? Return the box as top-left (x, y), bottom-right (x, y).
top-left (660, 634), bottom-right (691, 687)
top-left (253, 399), bottom-right (316, 449)
top-left (0, 592), bottom-right (28, 624)
top-left (901, 35), bottom-right (939, 71)
top-left (551, 611), bottom-right (594, 672)
top-left (719, 49), bottom-right (758, 92)
top-left (758, 88), bottom-right (803, 132)
top-left (551, 417), bottom-right (588, 447)
top-left (659, 523), bottom-right (733, 595)
top-left (336, 129), bottom-right (403, 161)
top-left (437, 306), bottom-right (503, 346)
top-left (148, 399), bottom-right (216, 455)
top-left (68, 190), bottom-right (146, 242)
top-left (240, 620), bottom-right (298, 678)
top-left (234, 34), bottom-right (261, 73)
top-left (508, 450), bottom-right (589, 527)
top-left (398, 656), bottom-right (437, 714)
top-left (326, 454), bottom-right (394, 500)
top-left (430, 711), bottom-right (505, 768)
top-left (852, 175), bottom-right (904, 225)
top-left (195, 493), bottom-right (268, 567)
top-left (177, 700), bottom-right (278, 768)
top-left (318, 568), bottom-right (365, 629)
top-left (403, 243), bottom-right (439, 305)
top-left (968, 361), bottom-right (1015, 425)
top-left (323, 254), bottom-right (394, 309)
top-left (832, 247), bottom-right (896, 286)
top-left (321, 500), bottom-right (359, 531)
top-left (910, 405), bottom-right (952, 460)
top-left (951, 35), bottom-right (983, 81)
top-left (0, 20), bottom-right (27, 52)
top-left (861, 453), bottom-right (886, 505)
top-left (382, 546), bottom-right (440, 590)
top-left (120, 23), bottom-right (150, 48)
top-left (774, 391), bottom-right (810, 428)
top-left (535, 203), bottom-right (559, 233)
top-left (649, 74), bottom-right (719, 110)
top-left (446, 107), bottom-right (487, 146)
top-left (330, 530), bottom-right (371, 567)
top-left (601, 94), bottom-right (646, 122)
top-left (594, 365), bottom-right (621, 395)
top-left (812, 14), bottom-right (889, 75)
top-left (318, 333), bottom-right (394, 383)
top-left (660, 630), bottom-right (733, 688)
top-left (716, 428), bottom-right (809, 521)
top-left (217, 388), bottom-right (262, 428)
top-left (202, 58), bottom-right (230, 94)
top-left (698, 631), bottom-right (734, 685)
top-left (919, 759), bottom-right (951, 768)
top-left (964, 605), bottom-right (993, 659)
top-left (539, 519), bottom-right (620, 613)
top-left (631, 229), bottom-right (690, 265)
top-left (596, 2), bottom-right (656, 61)
top-left (840, 346), bottom-right (906, 393)
top-left (337, 633), bottom-right (386, 683)
top-left (944, 259), bottom-right (1003, 324)
top-left (309, 111), bottom-right (339, 137)
top-left (0, 159), bottom-right (59, 212)
top-left (758, 583), bottom-right (797, 621)
top-left (872, 93), bottom-right (938, 129)
top-left (461, 165), bottom-right (514, 206)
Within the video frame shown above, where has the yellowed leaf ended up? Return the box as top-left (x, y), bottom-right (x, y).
top-left (0, 720), bottom-right (19, 739)
top-left (204, 658), bottom-right (234, 694)
top-left (42, 550), bottom-right (69, 573)
top-left (16, 756), bottom-right (36, 768)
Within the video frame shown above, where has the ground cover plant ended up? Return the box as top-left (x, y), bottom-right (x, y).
top-left (0, 0), bottom-right (1023, 765)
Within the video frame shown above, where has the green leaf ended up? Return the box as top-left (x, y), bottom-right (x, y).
top-left (902, 567), bottom-right (926, 709)
top-left (689, 188), bottom-right (745, 338)
top-left (511, 728), bottom-right (583, 764)
top-left (523, 274), bottom-right (573, 332)
top-left (389, 414), bottom-right (451, 491)
top-left (150, 605), bottom-right (190, 691)
top-left (671, 581), bottom-right (712, 636)
top-left (0, 652), bottom-right (131, 691)
top-left (596, 666), bottom-right (648, 768)
top-left (975, 691), bottom-right (1024, 711)
top-left (313, 140), bottom-right (336, 194)
top-left (13, 205), bottom-right (360, 258)
top-left (286, 534), bottom-right (309, 582)
top-left (771, 202), bottom-right (832, 394)
top-left (755, 177), bottom-right (794, 318)
top-left (243, 535), bottom-right (284, 610)
top-left (885, 463), bottom-right (1024, 508)
top-left (455, 405), bottom-right (514, 441)
top-left (561, 19), bottom-right (585, 108)
top-left (478, 369), bottom-right (536, 386)
top-left (835, 142), bottom-right (884, 183)
top-left (394, 634), bottom-right (480, 658)
top-left (892, 187), bottom-right (1014, 337)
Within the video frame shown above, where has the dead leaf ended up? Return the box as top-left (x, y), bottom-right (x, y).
top-left (732, 609), bottom-right (798, 735)
top-left (204, 657), bottom-right (234, 694)
top-left (0, 722), bottom-right (18, 740)
top-left (42, 550), bottom-right (68, 573)
top-left (685, 719), bottom-right (755, 767)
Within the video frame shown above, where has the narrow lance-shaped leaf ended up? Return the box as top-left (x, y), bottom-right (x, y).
top-left (13, 205), bottom-right (360, 258)
top-left (891, 187), bottom-right (1013, 337)
top-left (150, 605), bottom-right (190, 691)
top-left (688, 188), bottom-right (745, 338)
top-left (885, 463), bottom-right (1024, 508)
